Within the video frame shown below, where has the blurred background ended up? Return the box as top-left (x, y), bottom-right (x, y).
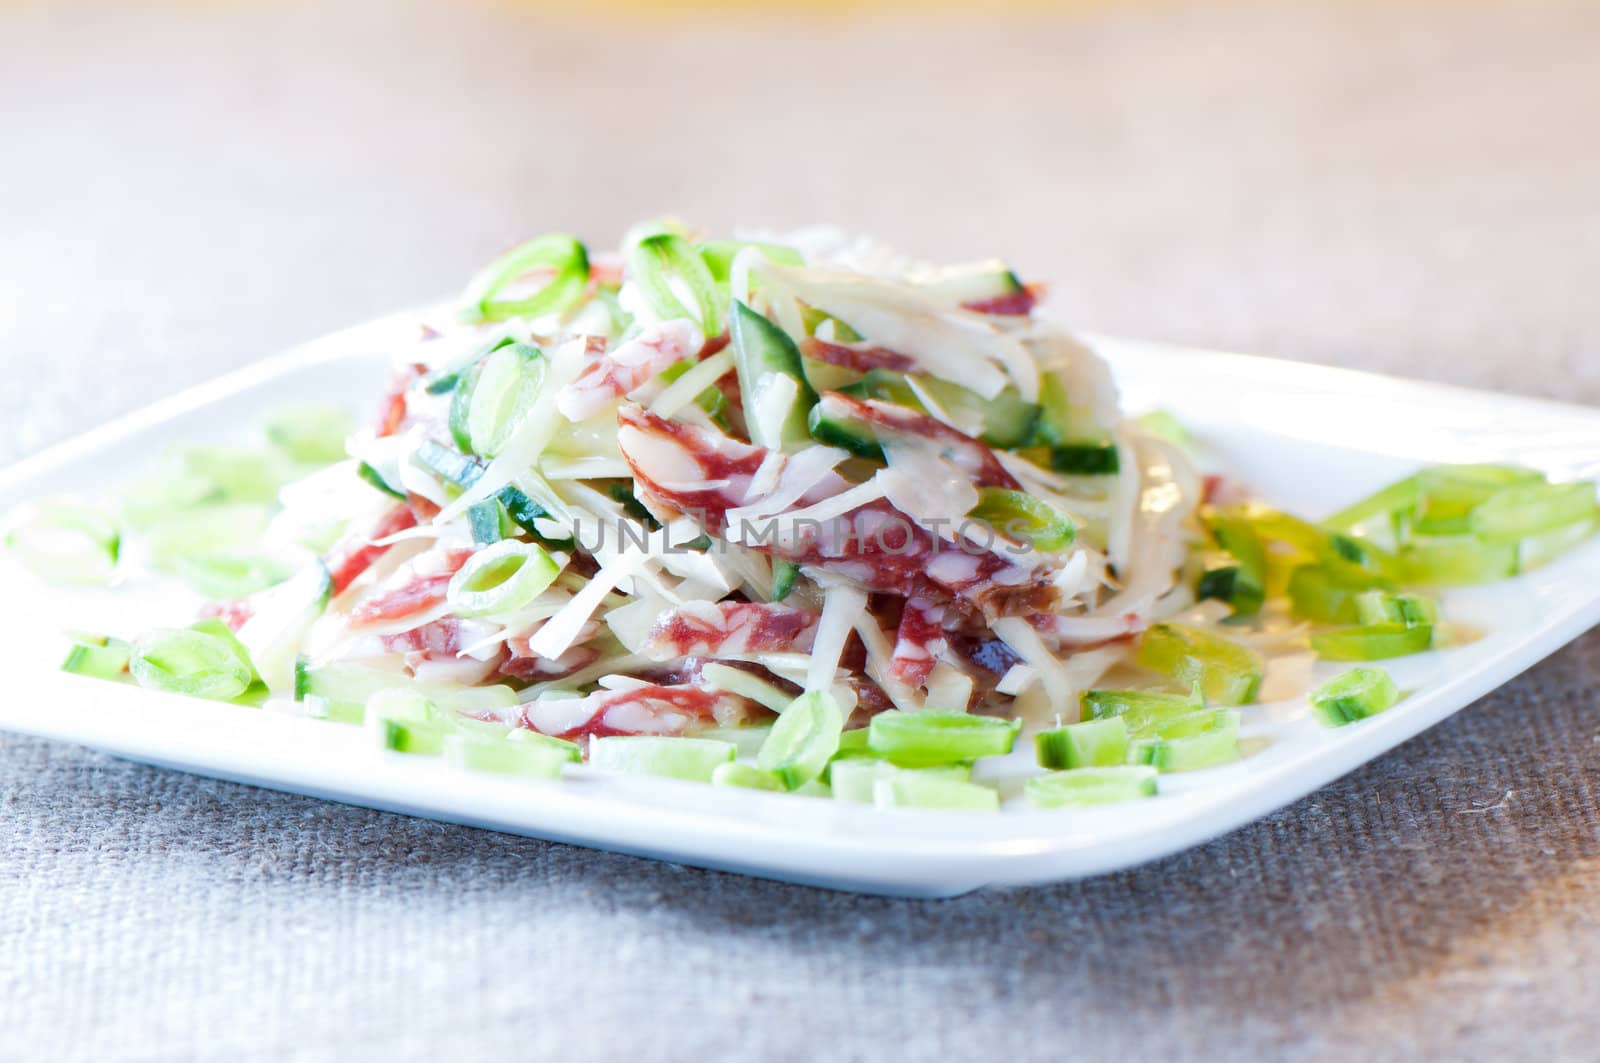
top-left (3, 0), bottom-right (1598, 453)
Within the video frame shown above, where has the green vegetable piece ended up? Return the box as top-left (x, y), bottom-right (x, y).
top-left (757, 690), bottom-right (845, 790)
top-left (828, 759), bottom-right (972, 803)
top-left (872, 774), bottom-right (999, 812)
top-left (1128, 709), bottom-right (1242, 772)
top-left (769, 559), bottom-right (799, 602)
top-left (357, 461), bottom-right (406, 499)
top-left (1470, 481), bottom-right (1599, 544)
top-left (710, 762), bottom-right (784, 791)
top-left (1355, 590), bottom-right (1438, 628)
top-left (629, 233), bottom-right (724, 337)
top-left (1400, 537), bottom-right (1518, 586)
top-left (588, 736), bottom-right (736, 783)
top-left (130, 627), bottom-right (254, 702)
top-left (466, 234), bottom-right (590, 323)
top-left (697, 240), bottom-right (803, 283)
top-left (446, 540), bottom-right (561, 618)
top-left (173, 553), bottom-right (292, 599)
top-left (1034, 716), bottom-right (1130, 769)
top-left (1286, 562), bottom-right (1391, 624)
top-left (866, 710), bottom-right (1020, 768)
top-left (1025, 766), bottom-right (1159, 808)
top-left (4, 499), bottom-right (121, 585)
top-left (729, 299), bottom-right (819, 451)
top-left (1080, 686), bottom-right (1205, 734)
top-left (504, 728), bottom-right (584, 761)
top-left (443, 734), bottom-right (569, 779)
top-left (969, 488), bottom-right (1076, 552)
top-left (61, 635), bottom-right (132, 680)
top-left (1135, 625), bottom-right (1264, 706)
top-left (1310, 624), bottom-right (1434, 661)
top-left (1309, 666), bottom-right (1401, 726)
top-left (467, 342), bottom-right (546, 458)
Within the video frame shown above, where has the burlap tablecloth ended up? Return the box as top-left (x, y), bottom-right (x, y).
top-left (3, 1), bottom-right (1599, 1058)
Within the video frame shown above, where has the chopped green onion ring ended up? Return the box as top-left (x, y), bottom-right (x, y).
top-left (467, 234), bottom-right (590, 323)
top-left (446, 540), bottom-right (562, 618)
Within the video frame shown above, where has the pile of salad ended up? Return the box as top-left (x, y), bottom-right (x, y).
top-left (9, 221), bottom-right (1599, 811)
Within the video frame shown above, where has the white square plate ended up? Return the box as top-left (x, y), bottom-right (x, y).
top-left (4, 310), bottom-right (1599, 897)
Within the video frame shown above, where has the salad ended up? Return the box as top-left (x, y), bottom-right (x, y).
top-left (9, 221), bottom-right (1599, 811)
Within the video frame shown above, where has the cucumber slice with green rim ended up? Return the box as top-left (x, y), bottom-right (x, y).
top-left (467, 498), bottom-right (510, 544)
top-left (1128, 709), bottom-right (1242, 772)
top-left (1025, 766), bottom-right (1159, 808)
top-left (1355, 590), bottom-right (1438, 628)
top-left (1401, 537), bottom-right (1519, 586)
top-left (466, 342), bottom-right (546, 458)
top-left (61, 635), bottom-right (132, 680)
top-left (1287, 562), bottom-right (1392, 624)
top-left (697, 240), bottom-right (803, 283)
top-left (1198, 513), bottom-right (1267, 615)
top-left (412, 439), bottom-right (486, 491)
top-left (1080, 686), bottom-right (1204, 734)
top-left (1310, 623), bottom-right (1434, 661)
top-left (1034, 716), bottom-right (1130, 770)
top-left (808, 393), bottom-right (883, 460)
top-left (872, 774), bottom-right (999, 812)
top-left (446, 540), bottom-right (562, 618)
top-left (368, 688), bottom-right (447, 755)
top-left (1135, 624), bottom-right (1264, 707)
top-left (827, 760), bottom-right (972, 803)
top-left (730, 300), bottom-right (819, 452)
top-left (357, 460), bottom-right (406, 500)
top-left (968, 488), bottom-right (1075, 551)
top-left (588, 736), bottom-right (736, 783)
top-left (465, 233), bottom-right (590, 324)
top-left (443, 734), bottom-right (569, 779)
top-left (1309, 665), bottom-right (1401, 726)
top-left (505, 728), bottom-right (584, 761)
top-left (757, 689), bottom-right (845, 790)
top-left (5, 499), bottom-right (121, 585)
top-left (710, 762), bottom-right (785, 791)
top-left (1470, 481), bottom-right (1599, 544)
top-left (866, 711), bottom-right (1020, 768)
top-left (630, 233), bottom-right (725, 336)
top-left (130, 626), bottom-right (255, 702)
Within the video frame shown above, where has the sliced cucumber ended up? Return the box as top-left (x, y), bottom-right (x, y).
top-left (710, 762), bottom-right (785, 791)
top-left (588, 736), bottom-right (736, 783)
top-left (1128, 708), bottom-right (1241, 772)
top-left (872, 774), bottom-right (999, 812)
top-left (1025, 766), bottom-right (1158, 808)
top-left (866, 711), bottom-right (1020, 768)
top-left (1311, 624), bottom-right (1434, 662)
top-left (234, 560), bottom-right (333, 694)
top-left (1310, 665), bottom-right (1401, 726)
top-left (412, 439), bottom-right (486, 491)
top-left (842, 369), bottom-right (1040, 450)
top-left (61, 635), bottom-right (132, 680)
top-left (1034, 716), bottom-right (1130, 770)
top-left (1135, 625), bottom-right (1264, 707)
top-left (914, 261), bottom-right (1023, 306)
top-left (444, 733), bottom-right (569, 779)
top-left (730, 300), bottom-right (818, 451)
top-left (808, 392), bottom-right (883, 460)
top-left (1080, 686), bottom-right (1203, 733)
top-left (697, 240), bottom-right (803, 283)
top-left (756, 689), bottom-right (844, 790)
top-left (466, 342), bottom-right (546, 458)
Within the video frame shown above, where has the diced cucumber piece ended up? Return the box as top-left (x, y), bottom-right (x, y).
top-left (968, 488), bottom-right (1075, 551)
top-left (710, 762), bottom-right (784, 791)
top-left (866, 710), bottom-right (1020, 768)
top-left (1310, 624), bottom-right (1434, 661)
top-left (1199, 513), bottom-right (1267, 615)
top-left (130, 626), bottom-right (255, 702)
top-left (61, 635), bottom-right (132, 680)
top-left (1049, 442), bottom-right (1120, 476)
top-left (872, 774), bottom-right (999, 812)
top-left (1080, 686), bottom-right (1205, 734)
top-left (303, 694), bottom-right (365, 725)
top-left (357, 460), bottom-right (406, 500)
top-left (588, 736), bottom-right (736, 783)
top-left (1034, 716), bottom-right (1130, 770)
top-left (412, 439), bottom-right (486, 490)
top-left (1025, 766), bottom-right (1158, 808)
top-left (368, 688), bottom-right (447, 755)
top-left (730, 300), bottom-right (818, 451)
top-left (1135, 625), bottom-right (1264, 707)
top-left (4, 499), bottom-right (121, 585)
top-left (757, 689), bottom-right (845, 790)
top-left (828, 759), bottom-right (972, 803)
top-left (504, 728), bottom-right (584, 761)
top-left (444, 734), bottom-right (569, 779)
top-left (808, 392), bottom-right (883, 460)
top-left (1287, 562), bottom-right (1392, 624)
top-left (697, 240), bottom-right (803, 283)
top-left (630, 233), bottom-right (724, 336)
top-left (1128, 709), bottom-right (1241, 772)
top-left (1471, 481), bottom-right (1600, 544)
top-left (1355, 590), bottom-right (1438, 628)
top-left (1401, 537), bottom-right (1519, 586)
top-left (1412, 465), bottom-right (1542, 535)
top-left (466, 342), bottom-right (546, 458)
top-left (1310, 665), bottom-right (1401, 726)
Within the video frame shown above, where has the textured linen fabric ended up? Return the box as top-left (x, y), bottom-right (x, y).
top-left (3, 0), bottom-right (1600, 1059)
